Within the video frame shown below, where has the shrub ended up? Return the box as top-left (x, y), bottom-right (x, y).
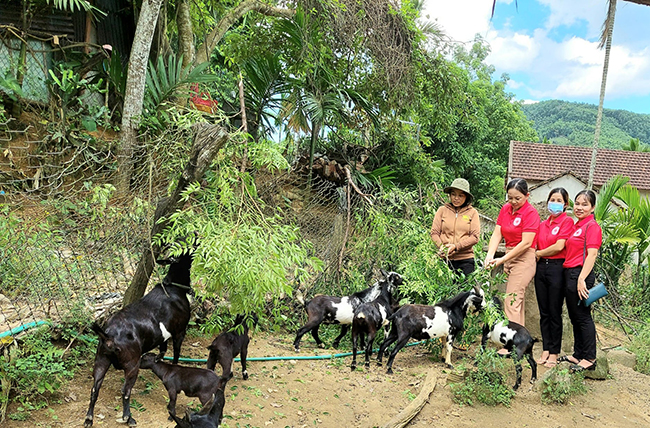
top-left (540, 368), bottom-right (587, 405)
top-left (450, 349), bottom-right (516, 407)
top-left (630, 323), bottom-right (650, 375)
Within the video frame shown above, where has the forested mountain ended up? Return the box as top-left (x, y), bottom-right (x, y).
top-left (521, 100), bottom-right (650, 149)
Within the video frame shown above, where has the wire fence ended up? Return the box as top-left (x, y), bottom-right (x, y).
top-left (0, 112), bottom-right (372, 337)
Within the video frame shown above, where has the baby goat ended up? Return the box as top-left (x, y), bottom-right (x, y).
top-left (481, 296), bottom-right (537, 390)
top-left (294, 270), bottom-right (403, 352)
top-left (207, 314), bottom-right (257, 381)
top-left (378, 284), bottom-right (486, 374)
top-left (170, 388), bottom-right (227, 428)
top-left (351, 279), bottom-right (397, 371)
top-left (85, 249), bottom-right (194, 427)
top-left (140, 353), bottom-right (226, 419)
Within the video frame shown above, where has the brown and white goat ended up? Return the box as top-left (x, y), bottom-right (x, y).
top-left (84, 250), bottom-right (194, 427)
top-left (378, 284), bottom-right (486, 374)
top-left (293, 270), bottom-right (403, 352)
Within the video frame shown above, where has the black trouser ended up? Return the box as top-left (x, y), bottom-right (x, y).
top-left (447, 258), bottom-right (475, 277)
top-left (564, 267), bottom-right (597, 361)
top-left (534, 258), bottom-right (565, 354)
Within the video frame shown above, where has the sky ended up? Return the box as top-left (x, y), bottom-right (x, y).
top-left (423, 0), bottom-right (650, 114)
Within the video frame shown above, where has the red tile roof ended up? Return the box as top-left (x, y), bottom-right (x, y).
top-left (509, 141), bottom-right (650, 190)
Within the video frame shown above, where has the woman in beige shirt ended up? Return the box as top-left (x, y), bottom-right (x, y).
top-left (430, 178), bottom-right (481, 277)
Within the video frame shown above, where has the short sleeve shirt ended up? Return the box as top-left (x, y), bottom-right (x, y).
top-left (537, 212), bottom-right (575, 259)
top-left (563, 214), bottom-right (602, 268)
top-left (496, 201), bottom-right (540, 248)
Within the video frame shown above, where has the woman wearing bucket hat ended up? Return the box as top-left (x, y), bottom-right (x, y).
top-left (430, 178), bottom-right (480, 277)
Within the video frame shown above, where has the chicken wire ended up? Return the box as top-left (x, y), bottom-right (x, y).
top-left (0, 119), bottom-right (368, 337)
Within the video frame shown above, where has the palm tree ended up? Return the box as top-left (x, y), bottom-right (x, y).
top-left (622, 138), bottom-right (650, 152)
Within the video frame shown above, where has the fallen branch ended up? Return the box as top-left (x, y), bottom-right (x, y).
top-left (343, 166), bottom-right (373, 205)
top-left (383, 371), bottom-right (437, 428)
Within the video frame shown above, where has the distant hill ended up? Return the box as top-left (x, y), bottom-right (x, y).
top-left (521, 100), bottom-right (650, 150)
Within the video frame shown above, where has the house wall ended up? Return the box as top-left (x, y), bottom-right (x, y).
top-left (529, 176), bottom-right (588, 204)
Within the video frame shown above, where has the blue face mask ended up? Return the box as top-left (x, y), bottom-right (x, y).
top-left (547, 202), bottom-right (564, 215)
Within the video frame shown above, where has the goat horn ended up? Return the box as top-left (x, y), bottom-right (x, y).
top-left (199, 394), bottom-right (216, 415)
top-left (380, 268), bottom-right (389, 278)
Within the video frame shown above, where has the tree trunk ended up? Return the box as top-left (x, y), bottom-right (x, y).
top-left (122, 124), bottom-right (230, 305)
top-left (177, 0), bottom-right (195, 67)
top-left (115, 0), bottom-right (165, 197)
top-left (194, 0), bottom-right (294, 65)
top-left (588, 0), bottom-right (617, 190)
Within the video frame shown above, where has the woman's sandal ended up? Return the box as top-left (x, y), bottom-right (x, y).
top-left (544, 360), bottom-right (558, 368)
top-left (558, 355), bottom-right (579, 364)
top-left (570, 360), bottom-right (597, 373)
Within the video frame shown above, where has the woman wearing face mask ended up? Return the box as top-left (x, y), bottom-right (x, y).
top-left (533, 188), bottom-right (574, 368)
top-left (560, 190), bottom-right (602, 372)
top-left (430, 178), bottom-right (480, 277)
top-left (485, 178), bottom-right (540, 335)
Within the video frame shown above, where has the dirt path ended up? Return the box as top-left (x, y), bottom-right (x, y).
top-left (5, 329), bottom-right (650, 428)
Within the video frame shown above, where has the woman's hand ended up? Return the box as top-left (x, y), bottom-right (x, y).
top-left (577, 277), bottom-right (590, 300)
top-left (437, 244), bottom-right (455, 257)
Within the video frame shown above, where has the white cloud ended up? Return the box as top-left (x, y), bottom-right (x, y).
top-left (538, 0), bottom-right (607, 38)
top-left (423, 0), bottom-right (650, 103)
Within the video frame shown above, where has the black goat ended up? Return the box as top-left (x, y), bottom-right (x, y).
top-left (378, 284), bottom-right (486, 374)
top-left (207, 314), bottom-right (257, 381)
top-left (351, 279), bottom-right (397, 371)
top-left (170, 389), bottom-right (227, 428)
top-left (293, 270), bottom-right (403, 352)
top-left (140, 353), bottom-right (225, 420)
top-left (84, 250), bottom-right (194, 427)
top-left (481, 297), bottom-right (538, 390)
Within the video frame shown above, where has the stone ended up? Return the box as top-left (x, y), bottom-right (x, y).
top-left (584, 349), bottom-right (609, 380)
top-left (606, 348), bottom-right (637, 369)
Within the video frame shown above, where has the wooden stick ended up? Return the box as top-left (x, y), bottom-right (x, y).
top-left (383, 371), bottom-right (437, 428)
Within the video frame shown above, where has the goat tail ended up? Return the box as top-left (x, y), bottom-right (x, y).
top-left (295, 289), bottom-right (306, 306)
top-left (91, 323), bottom-right (109, 341)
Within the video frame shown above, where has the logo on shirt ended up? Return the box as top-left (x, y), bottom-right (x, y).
top-left (551, 226), bottom-right (560, 235)
top-left (513, 217), bottom-right (521, 226)
top-left (573, 228), bottom-right (583, 237)
top-left (462, 215), bottom-right (471, 222)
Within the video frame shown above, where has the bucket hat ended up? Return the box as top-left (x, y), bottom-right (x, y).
top-left (444, 178), bottom-right (473, 203)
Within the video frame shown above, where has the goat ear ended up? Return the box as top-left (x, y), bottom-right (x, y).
top-left (168, 410), bottom-right (189, 428)
top-left (199, 394), bottom-right (216, 415)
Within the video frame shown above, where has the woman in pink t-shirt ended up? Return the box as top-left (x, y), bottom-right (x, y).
top-left (485, 178), bottom-right (540, 332)
top-left (560, 190), bottom-right (602, 372)
top-left (533, 188), bottom-right (574, 368)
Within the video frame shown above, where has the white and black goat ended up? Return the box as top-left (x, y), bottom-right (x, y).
top-left (350, 278), bottom-right (398, 371)
top-left (293, 270), bottom-right (403, 352)
top-left (481, 296), bottom-right (538, 390)
top-left (377, 284), bottom-right (486, 374)
top-left (85, 249), bottom-right (194, 427)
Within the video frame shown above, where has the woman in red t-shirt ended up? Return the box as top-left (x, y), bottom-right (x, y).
top-left (560, 190), bottom-right (602, 372)
top-left (533, 188), bottom-right (574, 368)
top-left (485, 179), bottom-right (540, 332)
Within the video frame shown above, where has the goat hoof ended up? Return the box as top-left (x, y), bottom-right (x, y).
top-left (377, 361), bottom-right (383, 366)
top-left (332, 342), bottom-right (340, 349)
top-left (84, 418), bottom-right (93, 428)
top-left (446, 363), bottom-right (455, 370)
top-left (294, 347), bottom-right (300, 353)
top-left (168, 415), bottom-right (174, 421)
top-left (386, 368), bottom-right (394, 375)
top-left (351, 365), bottom-right (356, 372)
top-left (364, 363), bottom-right (370, 369)
top-left (243, 372), bottom-right (249, 380)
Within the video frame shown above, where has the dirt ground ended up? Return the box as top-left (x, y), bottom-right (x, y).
top-left (5, 325), bottom-right (650, 428)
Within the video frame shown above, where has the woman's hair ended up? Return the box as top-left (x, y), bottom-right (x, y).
top-left (506, 178), bottom-right (528, 195)
top-left (547, 187), bottom-right (569, 206)
top-left (575, 189), bottom-right (597, 207)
